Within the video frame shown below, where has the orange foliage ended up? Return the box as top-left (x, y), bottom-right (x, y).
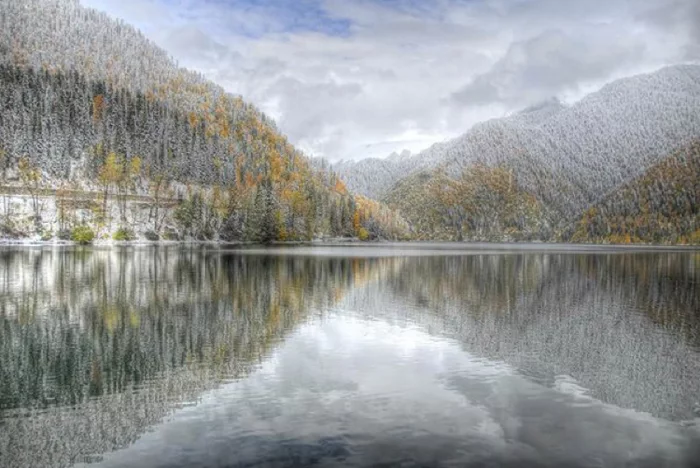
top-left (188, 112), bottom-right (198, 129)
top-left (244, 172), bottom-right (255, 189)
top-left (334, 179), bottom-right (347, 194)
top-left (270, 152), bottom-right (283, 181)
top-left (92, 94), bottom-right (105, 122)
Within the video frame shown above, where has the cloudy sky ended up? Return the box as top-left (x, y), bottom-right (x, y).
top-left (80, 0), bottom-right (699, 161)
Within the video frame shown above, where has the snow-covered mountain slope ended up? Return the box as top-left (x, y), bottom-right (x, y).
top-left (0, 0), bottom-right (409, 242)
top-left (331, 156), bottom-right (413, 200)
top-left (334, 65), bottom-right (700, 219)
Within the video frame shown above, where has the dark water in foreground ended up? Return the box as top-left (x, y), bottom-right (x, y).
top-left (1, 245), bottom-right (700, 467)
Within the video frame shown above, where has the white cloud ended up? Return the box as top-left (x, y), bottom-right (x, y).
top-left (451, 27), bottom-right (650, 107)
top-left (80, 0), bottom-right (699, 161)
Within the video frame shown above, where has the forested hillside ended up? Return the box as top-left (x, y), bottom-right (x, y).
top-left (337, 66), bottom-right (700, 221)
top-left (330, 150), bottom-right (426, 201)
top-left (361, 66), bottom-right (700, 244)
top-left (0, 0), bottom-right (407, 242)
top-left (384, 166), bottom-right (549, 241)
top-left (564, 141), bottom-right (700, 244)
top-left (383, 141), bottom-right (700, 243)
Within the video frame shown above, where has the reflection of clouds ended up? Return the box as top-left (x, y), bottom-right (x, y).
top-left (345, 253), bottom-right (700, 421)
top-left (2, 248), bottom-right (699, 467)
top-left (92, 315), bottom-right (698, 467)
top-left (0, 248), bottom-right (369, 468)
top-left (82, 0), bottom-right (699, 161)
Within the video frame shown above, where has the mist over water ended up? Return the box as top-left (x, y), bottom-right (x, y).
top-left (0, 246), bottom-right (699, 467)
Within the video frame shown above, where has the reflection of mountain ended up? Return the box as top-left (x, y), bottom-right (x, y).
top-left (340, 252), bottom-right (700, 421)
top-left (0, 248), bottom-right (391, 468)
top-left (1, 248), bottom-right (699, 467)
top-left (90, 314), bottom-right (700, 468)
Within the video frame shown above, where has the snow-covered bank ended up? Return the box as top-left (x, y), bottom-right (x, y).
top-left (0, 236), bottom-right (366, 247)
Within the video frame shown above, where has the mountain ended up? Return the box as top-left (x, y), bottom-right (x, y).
top-left (331, 65), bottom-right (700, 242)
top-left (387, 149), bottom-right (412, 162)
top-left (0, 0), bottom-right (407, 242)
top-left (335, 65), bottom-right (700, 216)
top-left (329, 149), bottom-right (421, 200)
top-left (331, 157), bottom-right (409, 200)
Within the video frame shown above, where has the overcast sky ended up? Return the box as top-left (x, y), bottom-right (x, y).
top-left (80, 0), bottom-right (699, 161)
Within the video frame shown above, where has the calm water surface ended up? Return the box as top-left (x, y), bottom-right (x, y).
top-left (1, 244), bottom-right (699, 467)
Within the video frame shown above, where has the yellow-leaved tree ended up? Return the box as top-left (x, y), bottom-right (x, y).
top-left (18, 157), bottom-right (43, 230)
top-left (97, 152), bottom-right (124, 229)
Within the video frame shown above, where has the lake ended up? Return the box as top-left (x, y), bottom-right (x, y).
top-left (1, 244), bottom-right (699, 467)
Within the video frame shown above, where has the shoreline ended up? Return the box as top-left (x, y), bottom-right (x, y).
top-left (1, 238), bottom-right (699, 252)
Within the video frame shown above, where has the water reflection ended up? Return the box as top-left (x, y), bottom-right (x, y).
top-left (0, 247), bottom-right (382, 468)
top-left (88, 315), bottom-right (700, 468)
top-left (0, 246), bottom-right (698, 467)
top-left (348, 253), bottom-right (700, 420)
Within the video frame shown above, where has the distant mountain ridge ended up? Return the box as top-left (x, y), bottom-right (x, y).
top-left (330, 64), bottom-right (700, 242)
top-left (509, 97), bottom-right (568, 125)
top-left (334, 65), bottom-right (700, 209)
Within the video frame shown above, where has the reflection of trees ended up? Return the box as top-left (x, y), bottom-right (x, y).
top-left (2, 248), bottom-right (697, 467)
top-left (0, 247), bottom-right (377, 468)
top-left (355, 252), bottom-right (700, 421)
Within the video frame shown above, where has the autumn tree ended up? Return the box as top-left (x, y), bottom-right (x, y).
top-left (18, 157), bottom-right (43, 230)
top-left (97, 152), bottom-right (124, 227)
